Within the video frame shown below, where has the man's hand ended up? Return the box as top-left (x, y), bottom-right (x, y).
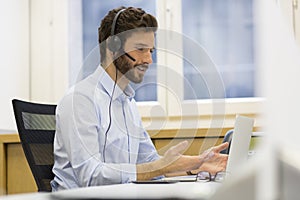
top-left (136, 140), bottom-right (192, 180)
top-left (158, 141), bottom-right (205, 174)
top-left (137, 141), bottom-right (229, 180)
top-left (162, 140), bottom-right (189, 163)
top-left (192, 142), bottom-right (229, 175)
top-left (161, 141), bottom-right (229, 174)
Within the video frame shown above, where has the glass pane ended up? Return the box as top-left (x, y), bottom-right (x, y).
top-left (182, 0), bottom-right (254, 99)
top-left (82, 0), bottom-right (157, 101)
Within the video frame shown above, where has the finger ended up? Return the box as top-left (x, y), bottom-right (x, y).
top-left (212, 142), bottom-right (229, 153)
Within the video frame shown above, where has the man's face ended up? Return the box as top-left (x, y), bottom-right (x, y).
top-left (113, 31), bottom-right (155, 83)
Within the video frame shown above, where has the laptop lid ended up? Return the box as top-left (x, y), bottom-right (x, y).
top-left (226, 115), bottom-right (254, 175)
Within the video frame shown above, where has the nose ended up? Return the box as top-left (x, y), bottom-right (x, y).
top-left (143, 50), bottom-right (153, 64)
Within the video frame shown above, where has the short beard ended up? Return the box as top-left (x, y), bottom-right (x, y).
top-left (113, 55), bottom-right (144, 83)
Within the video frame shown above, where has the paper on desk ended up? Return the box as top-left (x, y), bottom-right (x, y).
top-left (161, 175), bottom-right (198, 182)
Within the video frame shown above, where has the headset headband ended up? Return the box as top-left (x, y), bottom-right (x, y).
top-left (111, 9), bottom-right (126, 36)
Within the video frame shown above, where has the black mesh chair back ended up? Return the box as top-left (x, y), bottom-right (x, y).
top-left (12, 99), bottom-right (56, 192)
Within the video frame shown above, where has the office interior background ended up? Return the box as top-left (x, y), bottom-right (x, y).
top-left (0, 0), bottom-right (300, 198)
top-left (1, 0), bottom-right (299, 144)
top-left (0, 0), bottom-right (268, 131)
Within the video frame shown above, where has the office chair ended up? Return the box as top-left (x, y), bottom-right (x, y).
top-left (12, 99), bottom-right (56, 192)
top-left (220, 129), bottom-right (234, 154)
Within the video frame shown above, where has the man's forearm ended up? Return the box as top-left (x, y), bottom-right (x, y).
top-left (136, 159), bottom-right (165, 180)
top-left (136, 155), bottom-right (201, 180)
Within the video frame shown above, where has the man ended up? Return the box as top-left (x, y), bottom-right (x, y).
top-left (51, 6), bottom-right (228, 191)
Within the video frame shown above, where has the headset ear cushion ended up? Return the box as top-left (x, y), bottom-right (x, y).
top-left (107, 36), bottom-right (122, 52)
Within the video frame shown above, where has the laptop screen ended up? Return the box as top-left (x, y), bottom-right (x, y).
top-left (226, 115), bottom-right (254, 174)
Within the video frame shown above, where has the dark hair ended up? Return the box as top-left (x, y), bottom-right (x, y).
top-left (98, 6), bottom-right (158, 64)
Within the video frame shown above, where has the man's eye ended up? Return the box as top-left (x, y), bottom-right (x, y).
top-left (137, 48), bottom-right (145, 52)
top-left (136, 47), bottom-right (155, 53)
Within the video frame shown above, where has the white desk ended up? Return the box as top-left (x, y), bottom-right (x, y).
top-left (0, 182), bottom-right (221, 200)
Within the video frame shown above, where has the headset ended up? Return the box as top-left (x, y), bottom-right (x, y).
top-left (107, 8), bottom-right (136, 62)
top-left (107, 9), bottom-right (125, 52)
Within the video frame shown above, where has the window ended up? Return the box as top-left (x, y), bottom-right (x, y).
top-left (182, 0), bottom-right (254, 99)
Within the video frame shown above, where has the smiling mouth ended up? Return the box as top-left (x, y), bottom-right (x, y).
top-left (136, 65), bottom-right (148, 72)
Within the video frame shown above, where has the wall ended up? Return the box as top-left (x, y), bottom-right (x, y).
top-left (0, 0), bottom-right (70, 130)
top-left (30, 0), bottom-right (69, 103)
top-left (0, 0), bottom-right (30, 130)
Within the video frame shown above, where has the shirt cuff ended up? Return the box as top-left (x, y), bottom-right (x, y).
top-left (120, 164), bottom-right (137, 183)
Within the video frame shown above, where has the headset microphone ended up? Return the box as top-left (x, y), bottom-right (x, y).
top-left (124, 52), bottom-right (136, 62)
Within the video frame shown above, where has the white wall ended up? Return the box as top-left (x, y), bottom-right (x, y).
top-left (30, 0), bottom-right (69, 103)
top-left (0, 0), bottom-right (70, 130)
top-left (0, 0), bottom-right (30, 130)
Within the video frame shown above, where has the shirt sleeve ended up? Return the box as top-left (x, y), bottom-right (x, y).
top-left (136, 130), bottom-right (161, 164)
top-left (54, 92), bottom-right (136, 187)
top-left (136, 129), bottom-right (164, 180)
top-left (128, 99), bottom-right (161, 164)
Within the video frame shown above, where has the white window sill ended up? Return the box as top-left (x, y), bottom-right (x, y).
top-left (138, 97), bottom-right (265, 130)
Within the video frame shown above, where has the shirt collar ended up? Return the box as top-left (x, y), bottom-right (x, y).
top-left (92, 66), bottom-right (135, 101)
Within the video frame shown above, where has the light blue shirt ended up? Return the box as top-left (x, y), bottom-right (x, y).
top-left (51, 66), bottom-right (160, 191)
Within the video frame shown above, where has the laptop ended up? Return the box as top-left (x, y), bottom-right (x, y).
top-left (226, 115), bottom-right (254, 175)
